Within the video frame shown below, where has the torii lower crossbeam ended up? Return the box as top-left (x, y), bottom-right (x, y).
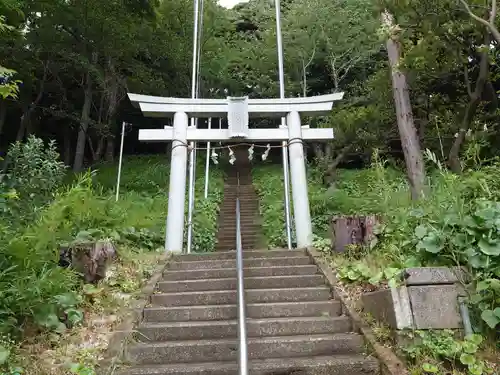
top-left (129, 93), bottom-right (343, 253)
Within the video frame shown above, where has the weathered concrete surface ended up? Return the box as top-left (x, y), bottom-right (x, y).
top-left (163, 264), bottom-right (319, 280)
top-left (168, 256), bottom-right (311, 270)
top-left (408, 284), bottom-right (463, 329)
top-left (404, 267), bottom-right (468, 285)
top-left (150, 287), bottom-right (331, 306)
top-left (122, 354), bottom-right (379, 375)
top-left (173, 248), bottom-right (305, 261)
top-left (128, 333), bottom-right (364, 364)
top-left (306, 247), bottom-right (408, 375)
top-left (137, 316), bottom-right (352, 341)
top-left (362, 287), bottom-right (413, 330)
top-left (143, 300), bottom-right (342, 322)
top-left (157, 274), bottom-right (325, 292)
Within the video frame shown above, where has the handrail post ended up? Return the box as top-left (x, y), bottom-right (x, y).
top-left (235, 171), bottom-right (248, 375)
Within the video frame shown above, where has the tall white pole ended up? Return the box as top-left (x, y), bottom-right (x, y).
top-left (166, 112), bottom-right (190, 252)
top-left (287, 111), bottom-right (313, 248)
top-left (115, 121), bottom-right (126, 202)
top-left (204, 117), bottom-right (212, 199)
top-left (186, 0), bottom-right (201, 254)
top-left (274, 0), bottom-right (293, 249)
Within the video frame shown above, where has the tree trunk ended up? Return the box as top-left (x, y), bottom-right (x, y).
top-left (324, 145), bottom-right (350, 186)
top-left (93, 135), bottom-right (106, 162)
top-left (331, 215), bottom-right (380, 254)
top-left (448, 33), bottom-right (490, 173)
top-left (18, 62), bottom-right (49, 142)
top-left (105, 135), bottom-right (115, 161)
top-left (382, 10), bottom-right (425, 200)
top-left (73, 66), bottom-right (94, 172)
top-left (63, 125), bottom-right (72, 165)
top-left (0, 100), bottom-right (6, 138)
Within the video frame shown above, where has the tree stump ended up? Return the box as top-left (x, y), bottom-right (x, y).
top-left (331, 215), bottom-right (380, 253)
top-left (59, 239), bottom-right (117, 283)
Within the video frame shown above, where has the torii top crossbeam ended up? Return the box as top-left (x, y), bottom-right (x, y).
top-left (128, 92), bottom-right (343, 118)
top-left (129, 92), bottom-right (343, 253)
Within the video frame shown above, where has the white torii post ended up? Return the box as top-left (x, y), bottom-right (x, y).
top-left (128, 93), bottom-right (343, 253)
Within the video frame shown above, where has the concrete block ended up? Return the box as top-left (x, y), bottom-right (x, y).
top-left (404, 267), bottom-right (468, 286)
top-left (362, 287), bottom-right (413, 330)
top-left (408, 285), bottom-right (463, 329)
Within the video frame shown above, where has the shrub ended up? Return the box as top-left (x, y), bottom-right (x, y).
top-left (1, 136), bottom-right (66, 224)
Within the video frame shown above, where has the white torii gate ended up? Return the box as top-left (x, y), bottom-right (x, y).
top-left (128, 92), bottom-right (344, 253)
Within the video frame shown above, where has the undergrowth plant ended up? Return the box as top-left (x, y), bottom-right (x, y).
top-left (403, 330), bottom-right (494, 375)
top-left (0, 146), bottom-right (223, 373)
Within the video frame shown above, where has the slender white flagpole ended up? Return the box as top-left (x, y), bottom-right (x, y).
top-left (186, 0), bottom-right (203, 254)
top-left (115, 121), bottom-right (126, 202)
top-left (274, 0), bottom-right (293, 249)
top-left (204, 117), bottom-right (211, 199)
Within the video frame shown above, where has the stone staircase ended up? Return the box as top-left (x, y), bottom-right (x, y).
top-left (118, 156), bottom-right (380, 374)
top-left (216, 152), bottom-right (262, 251)
top-left (121, 249), bottom-right (380, 374)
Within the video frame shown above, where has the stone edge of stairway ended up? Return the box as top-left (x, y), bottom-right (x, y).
top-left (305, 246), bottom-right (409, 375)
top-left (97, 253), bottom-right (173, 375)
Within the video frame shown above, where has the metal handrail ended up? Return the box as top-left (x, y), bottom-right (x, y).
top-left (235, 171), bottom-right (248, 375)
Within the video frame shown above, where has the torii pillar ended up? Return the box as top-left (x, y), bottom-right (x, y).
top-left (128, 93), bottom-right (344, 252)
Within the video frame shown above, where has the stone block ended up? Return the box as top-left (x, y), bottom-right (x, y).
top-left (362, 287), bottom-right (413, 330)
top-left (404, 267), bottom-right (469, 286)
top-left (408, 284), bottom-right (464, 329)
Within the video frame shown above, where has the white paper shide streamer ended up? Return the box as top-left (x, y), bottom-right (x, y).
top-left (261, 144), bottom-right (271, 161)
top-left (248, 144), bottom-right (255, 161)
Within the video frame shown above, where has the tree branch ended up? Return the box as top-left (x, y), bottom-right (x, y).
top-left (464, 64), bottom-right (473, 98)
top-left (460, 0), bottom-right (500, 44)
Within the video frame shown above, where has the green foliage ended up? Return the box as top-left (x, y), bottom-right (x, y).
top-left (189, 162), bottom-right (224, 253)
top-left (1, 136), bottom-right (67, 223)
top-left (403, 331), bottom-right (494, 375)
top-left (373, 160), bottom-right (500, 330)
top-left (255, 151), bottom-right (500, 334)
top-left (252, 165), bottom-right (287, 247)
top-left (0, 66), bottom-right (19, 99)
top-left (94, 155), bottom-right (169, 194)
top-left (0, 153), bottom-right (223, 354)
top-left (95, 155), bottom-right (224, 252)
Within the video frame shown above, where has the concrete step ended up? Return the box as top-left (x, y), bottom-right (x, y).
top-left (162, 265), bottom-right (319, 280)
top-left (216, 236), bottom-right (261, 243)
top-left (150, 287), bottom-right (331, 306)
top-left (216, 223), bottom-right (261, 229)
top-left (173, 249), bottom-right (303, 262)
top-left (143, 300), bottom-right (342, 322)
top-left (168, 257), bottom-right (311, 270)
top-left (121, 354), bottom-right (380, 375)
top-left (137, 316), bottom-right (352, 341)
top-left (217, 218), bottom-right (259, 223)
top-left (157, 275), bottom-right (324, 293)
top-left (128, 333), bottom-right (364, 364)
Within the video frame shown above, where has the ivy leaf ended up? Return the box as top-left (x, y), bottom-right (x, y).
top-left (0, 344), bottom-right (10, 365)
top-left (469, 254), bottom-right (489, 269)
top-left (468, 363), bottom-right (485, 375)
top-left (481, 309), bottom-right (500, 328)
top-left (416, 233), bottom-right (443, 254)
top-left (421, 362), bottom-right (439, 373)
top-left (65, 308), bottom-right (84, 326)
top-left (465, 334), bottom-right (483, 346)
top-left (478, 239), bottom-right (500, 256)
top-left (414, 225), bottom-right (428, 239)
top-left (459, 353), bottom-right (476, 365)
top-left (461, 341), bottom-right (478, 354)
top-left (494, 307), bottom-right (500, 318)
